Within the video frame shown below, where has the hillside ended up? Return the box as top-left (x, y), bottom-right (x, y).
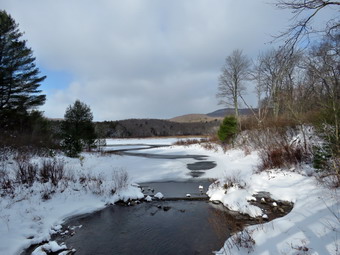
top-left (207, 108), bottom-right (254, 117)
top-left (169, 108), bottom-right (255, 123)
top-left (169, 114), bottom-right (222, 123)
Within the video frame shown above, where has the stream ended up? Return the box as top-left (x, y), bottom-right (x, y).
top-left (23, 141), bottom-right (293, 255)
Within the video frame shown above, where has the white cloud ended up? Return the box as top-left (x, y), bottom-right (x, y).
top-left (1, 0), bottom-right (297, 120)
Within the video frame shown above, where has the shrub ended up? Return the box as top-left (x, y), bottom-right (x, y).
top-left (223, 171), bottom-right (247, 190)
top-left (0, 170), bottom-right (13, 195)
top-left (15, 154), bottom-right (38, 186)
top-left (200, 142), bottom-right (219, 152)
top-left (224, 229), bottom-right (256, 253)
top-left (39, 159), bottom-right (65, 186)
top-left (112, 169), bottom-right (129, 192)
top-left (217, 116), bottom-right (238, 144)
top-left (258, 145), bottom-right (305, 171)
top-left (173, 139), bottom-right (202, 146)
top-left (253, 126), bottom-right (314, 172)
top-left (79, 173), bottom-right (104, 195)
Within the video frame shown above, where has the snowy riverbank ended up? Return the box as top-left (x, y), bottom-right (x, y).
top-left (0, 137), bottom-right (339, 254)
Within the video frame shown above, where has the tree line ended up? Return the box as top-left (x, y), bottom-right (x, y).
top-left (217, 1), bottom-right (339, 149)
top-left (218, 34), bottom-right (339, 128)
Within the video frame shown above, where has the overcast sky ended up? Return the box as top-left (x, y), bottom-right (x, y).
top-left (1, 0), bottom-right (298, 121)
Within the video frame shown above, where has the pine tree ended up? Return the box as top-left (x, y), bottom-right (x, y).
top-left (61, 100), bottom-right (96, 157)
top-left (0, 10), bottom-right (46, 130)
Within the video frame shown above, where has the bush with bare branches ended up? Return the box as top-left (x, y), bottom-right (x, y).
top-left (39, 159), bottom-right (65, 186)
top-left (15, 154), bottom-right (38, 186)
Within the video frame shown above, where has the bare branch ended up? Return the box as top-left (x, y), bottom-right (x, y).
top-left (273, 0), bottom-right (340, 50)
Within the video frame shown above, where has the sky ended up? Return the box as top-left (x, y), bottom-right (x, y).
top-left (0, 0), bottom-right (321, 121)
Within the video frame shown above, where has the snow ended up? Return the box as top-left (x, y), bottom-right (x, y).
top-left (207, 162), bottom-right (340, 254)
top-left (145, 195), bottom-right (152, 202)
top-left (31, 241), bottom-right (67, 255)
top-left (0, 136), bottom-right (339, 255)
top-left (154, 192), bottom-right (164, 199)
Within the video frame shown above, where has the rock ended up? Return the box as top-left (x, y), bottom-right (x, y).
top-left (278, 207), bottom-right (285, 213)
top-left (163, 206), bottom-right (171, 211)
top-left (199, 185), bottom-right (204, 189)
top-left (272, 202), bottom-right (278, 207)
top-left (154, 192), bottom-right (164, 199)
top-left (145, 195), bottom-right (152, 202)
top-left (186, 194), bottom-right (191, 197)
top-left (211, 200), bottom-right (221, 204)
top-left (262, 214), bottom-right (269, 220)
top-left (261, 198), bottom-right (266, 203)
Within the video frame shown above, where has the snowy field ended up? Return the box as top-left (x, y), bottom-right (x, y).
top-left (0, 137), bottom-right (339, 254)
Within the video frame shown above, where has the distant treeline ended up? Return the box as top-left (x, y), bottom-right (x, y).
top-left (95, 119), bottom-right (221, 138)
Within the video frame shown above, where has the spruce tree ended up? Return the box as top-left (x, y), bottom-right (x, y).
top-left (0, 10), bottom-right (46, 130)
top-left (217, 116), bottom-right (238, 144)
top-left (61, 100), bottom-right (96, 157)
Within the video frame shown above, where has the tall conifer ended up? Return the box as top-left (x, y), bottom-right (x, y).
top-left (0, 10), bottom-right (46, 130)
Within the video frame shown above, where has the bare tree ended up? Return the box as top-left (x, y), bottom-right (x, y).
top-left (254, 47), bottom-right (300, 119)
top-left (306, 33), bottom-right (340, 146)
top-left (217, 49), bottom-right (251, 119)
top-left (274, 0), bottom-right (340, 49)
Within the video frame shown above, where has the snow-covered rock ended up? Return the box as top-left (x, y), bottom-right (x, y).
top-left (154, 192), bottom-right (164, 199)
top-left (145, 195), bottom-right (152, 202)
top-left (32, 241), bottom-right (67, 255)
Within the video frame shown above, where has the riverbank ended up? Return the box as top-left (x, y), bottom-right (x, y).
top-left (0, 137), bottom-right (339, 254)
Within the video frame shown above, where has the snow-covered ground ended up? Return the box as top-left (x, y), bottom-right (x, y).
top-left (0, 137), bottom-right (339, 254)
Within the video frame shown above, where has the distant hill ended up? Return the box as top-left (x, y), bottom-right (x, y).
top-left (207, 108), bottom-right (254, 117)
top-left (169, 108), bottom-right (255, 123)
top-left (169, 114), bottom-right (222, 123)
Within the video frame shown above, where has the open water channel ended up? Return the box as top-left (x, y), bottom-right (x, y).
top-left (24, 141), bottom-right (293, 255)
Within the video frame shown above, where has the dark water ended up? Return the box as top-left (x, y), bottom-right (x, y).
top-left (24, 144), bottom-right (230, 255)
top-left (56, 201), bottom-right (233, 255)
top-left (140, 180), bottom-right (211, 199)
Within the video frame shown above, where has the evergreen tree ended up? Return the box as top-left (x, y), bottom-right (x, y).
top-left (217, 116), bottom-right (238, 144)
top-left (61, 100), bottom-right (96, 157)
top-left (0, 11), bottom-right (46, 130)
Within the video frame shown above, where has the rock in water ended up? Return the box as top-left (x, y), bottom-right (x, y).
top-left (154, 192), bottom-right (164, 199)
